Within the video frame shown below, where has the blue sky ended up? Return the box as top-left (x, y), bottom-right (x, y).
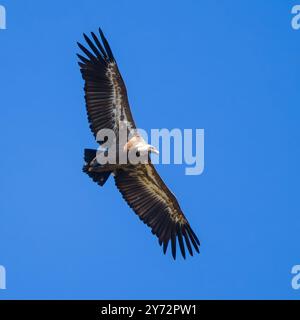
top-left (0, 0), bottom-right (298, 299)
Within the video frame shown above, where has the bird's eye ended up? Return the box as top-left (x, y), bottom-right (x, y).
top-left (136, 151), bottom-right (140, 157)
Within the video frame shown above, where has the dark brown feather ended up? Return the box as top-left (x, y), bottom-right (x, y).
top-left (114, 164), bottom-right (200, 259)
top-left (77, 29), bottom-right (135, 140)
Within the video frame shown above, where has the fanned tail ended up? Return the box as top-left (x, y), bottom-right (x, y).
top-left (83, 149), bottom-right (111, 187)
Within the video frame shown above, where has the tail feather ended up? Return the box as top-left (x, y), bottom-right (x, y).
top-left (83, 148), bottom-right (111, 187)
top-left (84, 148), bottom-right (97, 163)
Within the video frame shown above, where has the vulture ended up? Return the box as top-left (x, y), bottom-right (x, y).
top-left (77, 29), bottom-right (200, 259)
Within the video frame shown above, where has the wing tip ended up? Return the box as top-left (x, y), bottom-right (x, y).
top-left (77, 29), bottom-right (115, 65)
top-left (98, 27), bottom-right (115, 62)
top-left (158, 223), bottom-right (200, 260)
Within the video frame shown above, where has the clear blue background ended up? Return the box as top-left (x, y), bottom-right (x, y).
top-left (0, 0), bottom-right (298, 299)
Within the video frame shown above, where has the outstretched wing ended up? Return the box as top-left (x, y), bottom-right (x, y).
top-left (114, 164), bottom-right (200, 259)
top-left (77, 29), bottom-right (136, 142)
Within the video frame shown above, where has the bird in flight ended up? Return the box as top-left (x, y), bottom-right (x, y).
top-left (77, 29), bottom-right (200, 259)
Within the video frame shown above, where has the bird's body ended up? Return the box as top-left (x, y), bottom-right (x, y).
top-left (78, 29), bottom-right (200, 259)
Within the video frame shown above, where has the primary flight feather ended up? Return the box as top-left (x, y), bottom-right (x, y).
top-left (77, 28), bottom-right (200, 259)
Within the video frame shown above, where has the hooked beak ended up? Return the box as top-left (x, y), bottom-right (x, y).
top-left (150, 146), bottom-right (159, 155)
